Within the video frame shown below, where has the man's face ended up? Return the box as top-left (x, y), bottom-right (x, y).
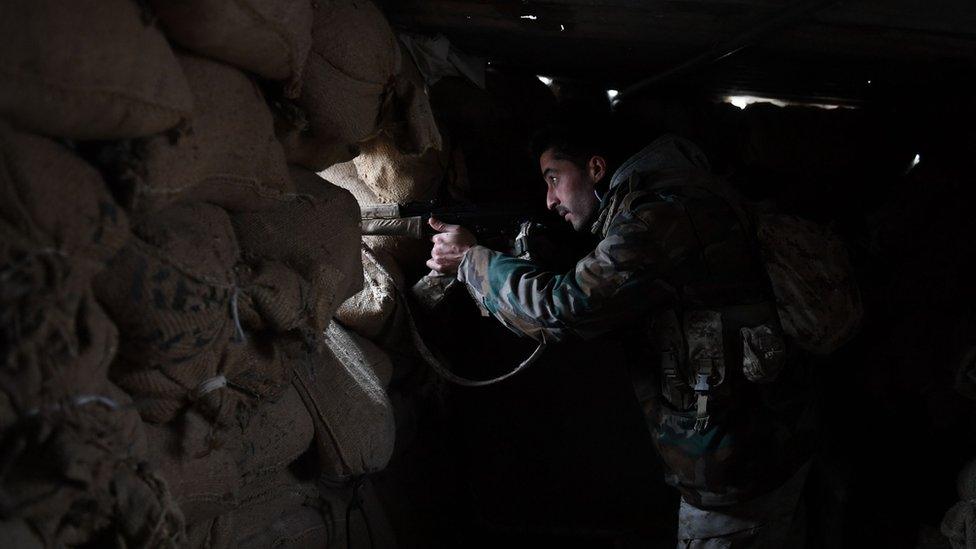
top-left (540, 148), bottom-right (602, 231)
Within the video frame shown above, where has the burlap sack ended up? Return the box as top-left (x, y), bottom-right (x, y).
top-left (94, 203), bottom-right (239, 424)
top-left (113, 53), bottom-right (294, 215)
top-left (149, 0), bottom-right (313, 95)
top-left (354, 133), bottom-right (445, 204)
top-left (0, 0), bottom-right (192, 140)
top-left (146, 412), bottom-right (243, 524)
top-left (0, 520), bottom-right (44, 548)
top-left (335, 244), bottom-right (406, 341)
top-left (0, 125), bottom-right (129, 278)
top-left (290, 322), bottom-right (395, 480)
top-left (323, 158), bottom-right (435, 276)
top-left (282, 0), bottom-right (401, 170)
top-left (0, 382), bottom-right (184, 547)
top-left (389, 44), bottom-right (443, 155)
top-left (232, 167), bottom-right (363, 338)
top-left (0, 126), bottom-right (129, 425)
top-left (189, 471), bottom-right (327, 549)
top-left (329, 316), bottom-right (394, 388)
top-left (237, 384), bottom-right (314, 486)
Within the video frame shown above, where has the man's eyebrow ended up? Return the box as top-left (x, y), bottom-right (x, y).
top-left (542, 167), bottom-right (556, 177)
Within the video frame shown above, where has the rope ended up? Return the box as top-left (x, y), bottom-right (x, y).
top-left (345, 476), bottom-right (374, 549)
top-left (401, 274), bottom-right (548, 387)
top-left (230, 286), bottom-right (246, 343)
top-left (364, 242), bottom-right (549, 387)
top-left (194, 375), bottom-right (227, 397)
top-left (25, 394), bottom-right (121, 417)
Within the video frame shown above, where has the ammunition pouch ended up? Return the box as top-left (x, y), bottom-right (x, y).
top-left (649, 302), bottom-right (784, 432)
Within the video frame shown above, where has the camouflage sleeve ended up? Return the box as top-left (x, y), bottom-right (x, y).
top-left (457, 196), bottom-right (685, 342)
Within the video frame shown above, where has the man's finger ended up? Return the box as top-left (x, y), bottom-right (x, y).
top-left (429, 217), bottom-right (460, 233)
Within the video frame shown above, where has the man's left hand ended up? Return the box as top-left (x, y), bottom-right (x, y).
top-left (427, 217), bottom-right (476, 275)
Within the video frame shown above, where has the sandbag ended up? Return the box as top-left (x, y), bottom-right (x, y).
top-left (143, 337), bottom-right (298, 527)
top-left (329, 317), bottom-right (395, 389)
top-left (0, 126), bottom-right (130, 271)
top-left (232, 167), bottom-right (363, 337)
top-left (388, 43), bottom-right (443, 155)
top-left (354, 133), bottom-right (445, 204)
top-left (94, 203), bottom-right (239, 424)
top-left (335, 244), bottom-right (406, 341)
top-left (0, 126), bottom-right (129, 423)
top-left (323, 154), bottom-right (436, 271)
top-left (149, 0), bottom-right (313, 94)
top-left (290, 322), bottom-right (395, 480)
top-left (755, 213), bottom-right (863, 354)
top-left (0, 382), bottom-right (184, 547)
top-left (146, 412), bottom-right (243, 524)
top-left (108, 53), bottom-right (294, 215)
top-left (282, 0), bottom-right (401, 170)
top-left (189, 472), bottom-right (327, 549)
top-left (237, 384), bottom-right (315, 486)
top-left (0, 0), bottom-right (192, 139)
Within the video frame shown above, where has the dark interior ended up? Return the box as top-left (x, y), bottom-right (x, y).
top-left (368, 2), bottom-right (976, 547)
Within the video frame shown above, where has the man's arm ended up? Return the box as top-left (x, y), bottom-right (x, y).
top-left (455, 197), bottom-right (688, 342)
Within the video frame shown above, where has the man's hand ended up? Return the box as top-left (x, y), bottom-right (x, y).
top-left (426, 217), bottom-right (476, 275)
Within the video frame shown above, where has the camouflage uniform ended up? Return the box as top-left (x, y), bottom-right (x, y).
top-left (458, 135), bottom-right (816, 545)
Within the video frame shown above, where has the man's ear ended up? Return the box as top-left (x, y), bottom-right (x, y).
top-left (588, 155), bottom-right (607, 184)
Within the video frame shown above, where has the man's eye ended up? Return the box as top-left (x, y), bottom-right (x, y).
top-left (548, 176), bottom-right (558, 185)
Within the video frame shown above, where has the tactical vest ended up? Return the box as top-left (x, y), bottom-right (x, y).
top-left (617, 170), bottom-right (816, 509)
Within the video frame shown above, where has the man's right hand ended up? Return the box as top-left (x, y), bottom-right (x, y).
top-left (426, 217), bottom-right (476, 275)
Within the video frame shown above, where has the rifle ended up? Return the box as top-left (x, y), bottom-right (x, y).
top-left (360, 200), bottom-right (541, 242)
top-left (361, 200), bottom-right (544, 311)
top-left (360, 199), bottom-right (552, 387)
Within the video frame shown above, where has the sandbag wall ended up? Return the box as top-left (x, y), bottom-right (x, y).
top-left (0, 0), bottom-right (413, 546)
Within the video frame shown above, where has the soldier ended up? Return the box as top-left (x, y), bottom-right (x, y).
top-left (426, 119), bottom-right (817, 548)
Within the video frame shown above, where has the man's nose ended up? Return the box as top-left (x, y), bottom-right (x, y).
top-left (546, 187), bottom-right (558, 210)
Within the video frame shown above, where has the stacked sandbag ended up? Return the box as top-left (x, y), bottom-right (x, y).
top-left (187, 471), bottom-right (328, 549)
top-left (0, 0), bottom-right (192, 140)
top-left (335, 244), bottom-right (408, 343)
top-left (291, 322), bottom-right (396, 481)
top-left (148, 0), bottom-right (313, 96)
top-left (0, 383), bottom-right (185, 547)
top-left (102, 53), bottom-right (295, 215)
top-left (320, 46), bottom-right (448, 275)
top-left (232, 166), bottom-right (363, 339)
top-left (0, 125), bottom-right (129, 422)
top-left (3, 1), bottom-right (401, 545)
top-left (143, 331), bottom-right (329, 546)
top-left (324, 149), bottom-right (443, 274)
top-left (180, 323), bottom-right (396, 548)
top-left (0, 125), bottom-right (184, 546)
top-left (281, 0), bottom-right (402, 170)
top-left (93, 203), bottom-right (249, 426)
top-left (386, 45), bottom-right (444, 156)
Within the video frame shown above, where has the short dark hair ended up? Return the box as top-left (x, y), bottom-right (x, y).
top-left (530, 113), bottom-right (617, 171)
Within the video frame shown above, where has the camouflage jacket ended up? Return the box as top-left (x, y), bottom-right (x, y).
top-left (458, 135), bottom-right (815, 507)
